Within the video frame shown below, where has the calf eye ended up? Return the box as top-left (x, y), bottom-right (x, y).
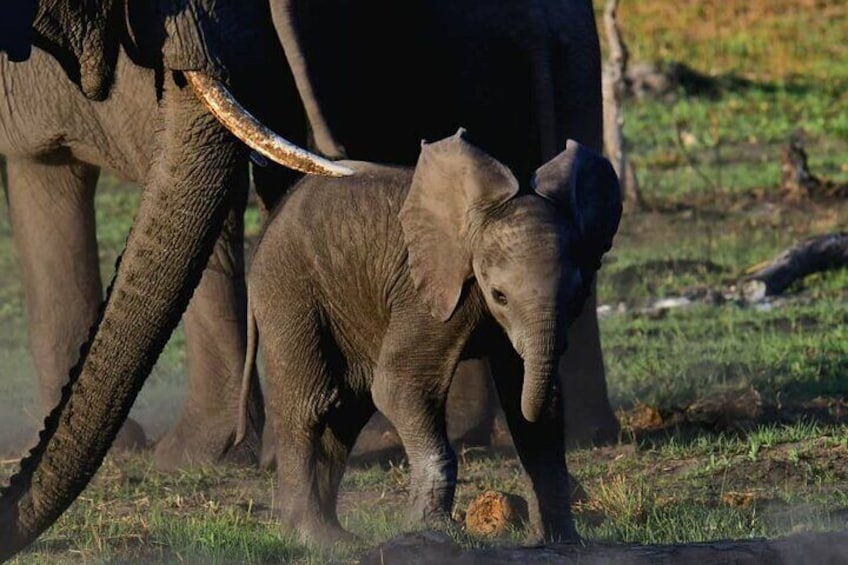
top-left (491, 288), bottom-right (508, 306)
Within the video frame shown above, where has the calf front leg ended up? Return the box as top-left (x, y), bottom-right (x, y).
top-left (371, 333), bottom-right (463, 527)
top-left (488, 343), bottom-right (578, 543)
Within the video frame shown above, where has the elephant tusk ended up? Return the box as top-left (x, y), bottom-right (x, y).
top-left (184, 71), bottom-right (353, 177)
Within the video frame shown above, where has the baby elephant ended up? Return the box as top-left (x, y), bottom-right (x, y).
top-left (238, 129), bottom-right (621, 545)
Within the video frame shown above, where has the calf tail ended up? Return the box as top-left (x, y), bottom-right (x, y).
top-left (235, 289), bottom-right (258, 446)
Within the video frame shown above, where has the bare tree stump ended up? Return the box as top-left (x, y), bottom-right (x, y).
top-left (602, 0), bottom-right (643, 213)
top-left (780, 139), bottom-right (848, 201)
top-left (741, 232), bottom-right (848, 299)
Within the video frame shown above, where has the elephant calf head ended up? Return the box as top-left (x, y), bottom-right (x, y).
top-left (400, 130), bottom-right (622, 422)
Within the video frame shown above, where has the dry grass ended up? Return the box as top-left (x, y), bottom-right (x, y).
top-left (601, 0), bottom-right (848, 82)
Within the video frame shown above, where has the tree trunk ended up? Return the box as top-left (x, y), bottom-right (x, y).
top-left (601, 0), bottom-right (642, 213)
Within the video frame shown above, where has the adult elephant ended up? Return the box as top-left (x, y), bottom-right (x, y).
top-left (0, 0), bottom-right (349, 557)
top-left (273, 0), bottom-right (620, 450)
top-left (0, 0), bottom-right (619, 556)
top-left (0, 45), bottom-right (285, 471)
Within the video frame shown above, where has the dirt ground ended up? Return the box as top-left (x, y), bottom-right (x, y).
top-left (359, 528), bottom-right (848, 564)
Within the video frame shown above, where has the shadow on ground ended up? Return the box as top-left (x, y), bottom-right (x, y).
top-left (360, 528), bottom-right (848, 564)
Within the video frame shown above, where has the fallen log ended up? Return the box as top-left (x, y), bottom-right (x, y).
top-left (360, 528), bottom-right (848, 564)
top-left (741, 232), bottom-right (848, 299)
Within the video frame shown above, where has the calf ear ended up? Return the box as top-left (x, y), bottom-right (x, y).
top-left (400, 129), bottom-right (519, 321)
top-left (533, 140), bottom-right (622, 271)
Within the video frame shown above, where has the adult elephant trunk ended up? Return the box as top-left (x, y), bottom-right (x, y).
top-left (519, 317), bottom-right (561, 423)
top-left (0, 72), bottom-right (337, 559)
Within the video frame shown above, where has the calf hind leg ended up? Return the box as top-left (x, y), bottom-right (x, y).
top-left (264, 321), bottom-right (370, 544)
top-left (271, 390), bottom-right (372, 543)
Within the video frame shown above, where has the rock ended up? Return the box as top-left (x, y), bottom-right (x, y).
top-left (685, 387), bottom-right (762, 428)
top-left (464, 490), bottom-right (529, 537)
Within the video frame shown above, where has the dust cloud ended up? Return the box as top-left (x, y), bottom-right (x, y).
top-left (0, 326), bottom-right (186, 459)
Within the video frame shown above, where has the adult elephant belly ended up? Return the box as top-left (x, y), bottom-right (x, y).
top-left (274, 0), bottom-right (619, 449)
top-left (0, 48), bottom-right (264, 468)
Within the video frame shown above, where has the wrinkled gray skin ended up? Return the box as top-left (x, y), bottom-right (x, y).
top-left (273, 0), bottom-right (620, 453)
top-left (0, 0), bottom-right (618, 558)
top-left (0, 47), bottom-right (266, 469)
top-left (243, 132), bottom-right (622, 544)
top-left (0, 0), bottom-right (316, 558)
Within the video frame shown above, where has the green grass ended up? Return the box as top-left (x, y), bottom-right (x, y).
top-left (601, 298), bottom-right (848, 408)
top-left (570, 421), bottom-right (848, 544)
top-left (604, 1), bottom-right (848, 84)
top-left (605, 0), bottom-right (848, 208)
top-left (5, 420), bottom-right (848, 562)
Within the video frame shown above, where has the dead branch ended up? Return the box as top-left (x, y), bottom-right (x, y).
top-left (741, 232), bottom-right (848, 298)
top-left (602, 0), bottom-right (642, 212)
top-left (780, 139), bottom-right (848, 201)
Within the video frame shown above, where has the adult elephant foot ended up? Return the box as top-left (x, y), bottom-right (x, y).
top-left (153, 207), bottom-right (264, 471)
top-left (153, 409), bottom-right (260, 470)
top-left (564, 396), bottom-right (620, 448)
top-left (347, 412), bottom-right (404, 467)
top-left (561, 291), bottom-right (621, 449)
top-left (113, 418), bottom-right (148, 452)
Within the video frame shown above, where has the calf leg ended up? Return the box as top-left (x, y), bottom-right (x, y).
top-left (262, 311), bottom-right (365, 544)
top-left (371, 354), bottom-right (457, 527)
top-left (489, 345), bottom-right (578, 543)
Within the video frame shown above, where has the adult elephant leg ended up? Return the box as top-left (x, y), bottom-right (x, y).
top-left (547, 1), bottom-right (620, 448)
top-left (446, 359), bottom-right (498, 448)
top-left (154, 175), bottom-right (264, 470)
top-left (0, 78), bottom-right (245, 557)
top-left (5, 152), bottom-right (145, 451)
top-left (560, 285), bottom-right (620, 448)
